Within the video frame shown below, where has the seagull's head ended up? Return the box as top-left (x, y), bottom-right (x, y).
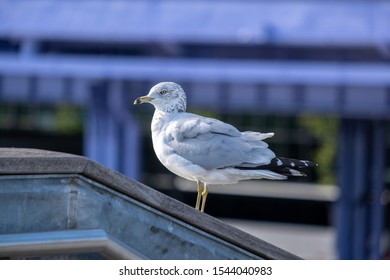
top-left (134, 82), bottom-right (187, 113)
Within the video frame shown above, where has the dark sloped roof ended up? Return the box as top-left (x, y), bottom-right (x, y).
top-left (0, 148), bottom-right (300, 259)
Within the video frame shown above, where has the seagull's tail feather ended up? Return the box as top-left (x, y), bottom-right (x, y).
top-left (229, 169), bottom-right (288, 181)
top-left (235, 157), bottom-right (318, 178)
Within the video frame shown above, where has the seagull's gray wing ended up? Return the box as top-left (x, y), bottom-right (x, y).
top-left (165, 113), bottom-right (276, 170)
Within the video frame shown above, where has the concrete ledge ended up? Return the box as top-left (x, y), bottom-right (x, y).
top-left (0, 229), bottom-right (145, 260)
top-left (0, 148), bottom-right (300, 259)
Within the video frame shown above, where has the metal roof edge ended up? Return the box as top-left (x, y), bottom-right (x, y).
top-left (0, 148), bottom-right (301, 259)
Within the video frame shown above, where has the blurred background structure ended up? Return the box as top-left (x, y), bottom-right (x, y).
top-left (0, 0), bottom-right (389, 259)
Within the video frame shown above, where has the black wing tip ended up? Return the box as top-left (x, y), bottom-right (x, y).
top-left (265, 157), bottom-right (317, 177)
top-left (273, 157), bottom-right (318, 169)
top-left (283, 167), bottom-right (307, 177)
top-left (233, 157), bottom-right (317, 177)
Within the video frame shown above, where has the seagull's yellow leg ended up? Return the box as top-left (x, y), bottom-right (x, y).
top-left (200, 184), bottom-right (208, 213)
top-left (195, 181), bottom-right (204, 211)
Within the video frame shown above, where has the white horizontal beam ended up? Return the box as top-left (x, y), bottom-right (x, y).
top-left (0, 55), bottom-right (389, 86)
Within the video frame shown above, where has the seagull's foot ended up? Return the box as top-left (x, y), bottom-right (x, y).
top-left (200, 184), bottom-right (208, 213)
top-left (195, 181), bottom-right (204, 211)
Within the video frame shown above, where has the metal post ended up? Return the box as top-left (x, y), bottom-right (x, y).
top-left (338, 119), bottom-right (356, 259)
top-left (20, 39), bottom-right (39, 59)
top-left (84, 80), bottom-right (141, 180)
top-left (337, 119), bottom-right (387, 259)
top-left (368, 120), bottom-right (386, 259)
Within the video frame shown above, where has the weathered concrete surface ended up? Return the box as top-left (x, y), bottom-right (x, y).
top-left (0, 148), bottom-right (300, 259)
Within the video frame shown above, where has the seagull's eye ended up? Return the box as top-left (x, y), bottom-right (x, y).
top-left (160, 90), bottom-right (168, 95)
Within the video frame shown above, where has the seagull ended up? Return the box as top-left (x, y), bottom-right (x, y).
top-left (134, 82), bottom-right (317, 212)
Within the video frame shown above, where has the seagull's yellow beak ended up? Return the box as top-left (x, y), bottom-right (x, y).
top-left (133, 96), bottom-right (154, 105)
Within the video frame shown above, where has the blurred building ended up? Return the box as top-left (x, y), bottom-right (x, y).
top-left (0, 1), bottom-right (389, 259)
